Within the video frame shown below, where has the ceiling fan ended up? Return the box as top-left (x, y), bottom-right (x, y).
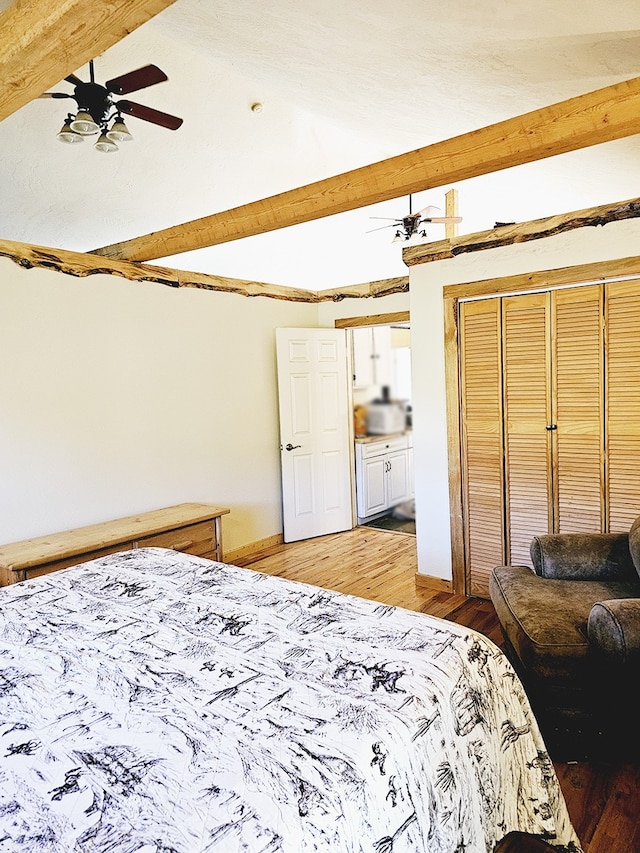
top-left (368, 195), bottom-right (462, 243)
top-left (40, 59), bottom-right (183, 152)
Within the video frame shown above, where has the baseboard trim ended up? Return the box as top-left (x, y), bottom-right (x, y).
top-left (224, 534), bottom-right (284, 566)
top-left (414, 572), bottom-right (452, 593)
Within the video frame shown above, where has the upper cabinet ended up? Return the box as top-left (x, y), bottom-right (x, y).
top-left (352, 326), bottom-right (393, 389)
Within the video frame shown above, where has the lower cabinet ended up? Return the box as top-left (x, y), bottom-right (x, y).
top-left (356, 435), bottom-right (412, 522)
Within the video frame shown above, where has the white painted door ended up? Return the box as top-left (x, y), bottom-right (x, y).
top-left (276, 328), bottom-right (353, 542)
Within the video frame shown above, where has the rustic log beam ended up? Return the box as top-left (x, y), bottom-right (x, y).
top-left (317, 276), bottom-right (410, 302)
top-left (402, 197), bottom-right (640, 266)
top-left (0, 238), bottom-right (409, 302)
top-left (0, 0), bottom-right (177, 123)
top-left (91, 76), bottom-right (640, 262)
top-left (0, 240), bottom-right (319, 302)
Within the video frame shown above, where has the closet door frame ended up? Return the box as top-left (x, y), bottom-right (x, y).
top-left (443, 254), bottom-right (640, 596)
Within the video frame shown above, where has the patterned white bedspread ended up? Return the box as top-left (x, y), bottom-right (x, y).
top-left (0, 547), bottom-right (583, 852)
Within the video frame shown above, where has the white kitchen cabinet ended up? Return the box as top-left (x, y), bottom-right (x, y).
top-left (355, 434), bottom-right (412, 521)
top-left (352, 326), bottom-right (392, 388)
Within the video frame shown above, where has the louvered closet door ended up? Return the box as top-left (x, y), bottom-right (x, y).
top-left (459, 299), bottom-right (505, 597)
top-left (552, 286), bottom-right (604, 532)
top-left (502, 293), bottom-right (552, 567)
top-left (605, 280), bottom-right (640, 530)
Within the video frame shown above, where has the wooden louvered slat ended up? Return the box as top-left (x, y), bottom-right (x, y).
top-left (459, 299), bottom-right (504, 597)
top-left (605, 280), bottom-right (640, 530)
top-left (552, 286), bottom-right (604, 533)
top-left (502, 293), bottom-right (552, 567)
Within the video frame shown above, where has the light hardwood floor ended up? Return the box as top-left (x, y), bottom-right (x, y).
top-left (237, 526), bottom-right (640, 853)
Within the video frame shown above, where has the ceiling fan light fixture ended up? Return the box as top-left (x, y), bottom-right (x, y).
top-left (57, 116), bottom-right (83, 144)
top-left (94, 130), bottom-right (119, 153)
top-left (106, 115), bottom-right (133, 142)
top-left (405, 232), bottom-right (426, 246)
top-left (70, 108), bottom-right (99, 135)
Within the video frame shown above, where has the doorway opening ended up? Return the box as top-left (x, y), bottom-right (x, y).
top-left (348, 318), bottom-right (415, 536)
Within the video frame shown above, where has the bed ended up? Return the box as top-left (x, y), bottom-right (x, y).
top-left (0, 547), bottom-right (582, 852)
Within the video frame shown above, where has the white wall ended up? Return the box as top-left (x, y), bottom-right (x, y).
top-left (410, 218), bottom-right (640, 582)
top-left (0, 259), bottom-right (317, 552)
top-left (0, 256), bottom-right (411, 554)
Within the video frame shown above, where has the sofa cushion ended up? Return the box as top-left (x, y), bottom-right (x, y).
top-left (629, 516), bottom-right (640, 580)
top-left (588, 599), bottom-right (640, 663)
top-left (530, 532), bottom-right (636, 580)
top-left (489, 564), bottom-right (640, 683)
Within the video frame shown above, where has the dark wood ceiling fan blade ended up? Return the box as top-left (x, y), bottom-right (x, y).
top-left (106, 64), bottom-right (168, 95)
top-left (116, 99), bottom-right (183, 130)
top-left (65, 74), bottom-right (84, 86)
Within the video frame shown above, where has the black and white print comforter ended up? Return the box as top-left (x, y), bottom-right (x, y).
top-left (0, 547), bottom-right (582, 852)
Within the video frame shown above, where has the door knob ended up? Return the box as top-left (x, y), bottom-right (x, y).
top-left (285, 443), bottom-right (302, 451)
top-left (545, 424), bottom-right (558, 431)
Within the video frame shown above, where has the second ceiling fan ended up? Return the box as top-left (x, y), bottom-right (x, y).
top-left (368, 194), bottom-right (462, 243)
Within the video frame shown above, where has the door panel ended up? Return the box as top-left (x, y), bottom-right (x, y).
top-left (292, 453), bottom-right (314, 516)
top-left (459, 299), bottom-right (505, 596)
top-left (553, 285), bottom-right (604, 533)
top-left (605, 280), bottom-right (640, 530)
top-left (387, 450), bottom-right (410, 504)
top-left (290, 371), bottom-right (312, 435)
top-left (360, 457), bottom-right (387, 516)
top-left (502, 293), bottom-right (552, 568)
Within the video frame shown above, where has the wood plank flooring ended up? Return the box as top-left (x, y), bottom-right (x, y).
top-left (237, 526), bottom-right (640, 853)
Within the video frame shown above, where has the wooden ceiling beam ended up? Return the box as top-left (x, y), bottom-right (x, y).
top-left (0, 0), bottom-right (177, 123)
top-left (92, 75), bottom-right (640, 262)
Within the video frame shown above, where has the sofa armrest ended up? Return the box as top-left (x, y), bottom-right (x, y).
top-left (588, 599), bottom-right (640, 665)
top-left (530, 533), bottom-right (636, 580)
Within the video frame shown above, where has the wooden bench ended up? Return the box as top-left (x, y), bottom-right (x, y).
top-left (0, 502), bottom-right (230, 586)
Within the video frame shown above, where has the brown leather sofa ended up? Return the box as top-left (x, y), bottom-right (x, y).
top-left (489, 517), bottom-right (640, 759)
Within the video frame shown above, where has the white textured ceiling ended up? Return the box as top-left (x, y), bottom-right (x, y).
top-left (2, 0), bottom-right (640, 289)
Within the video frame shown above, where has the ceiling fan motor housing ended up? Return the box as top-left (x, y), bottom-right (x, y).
top-left (73, 82), bottom-right (111, 125)
top-left (401, 214), bottom-right (421, 235)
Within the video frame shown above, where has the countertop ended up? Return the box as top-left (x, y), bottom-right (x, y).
top-left (354, 430), bottom-right (412, 444)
